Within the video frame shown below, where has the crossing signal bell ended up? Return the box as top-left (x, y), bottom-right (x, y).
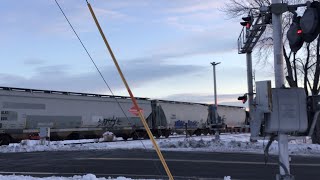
top-left (238, 94), bottom-right (248, 104)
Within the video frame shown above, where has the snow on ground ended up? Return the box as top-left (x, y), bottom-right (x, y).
top-left (159, 134), bottom-right (320, 156)
top-left (0, 133), bottom-right (320, 156)
top-left (0, 174), bottom-right (232, 180)
top-left (0, 174), bottom-right (126, 180)
top-left (0, 174), bottom-right (139, 180)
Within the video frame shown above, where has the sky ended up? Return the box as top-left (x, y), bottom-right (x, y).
top-left (0, 0), bottom-right (275, 107)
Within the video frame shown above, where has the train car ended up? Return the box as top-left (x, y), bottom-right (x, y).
top-left (0, 86), bottom-right (248, 145)
top-left (109, 100), bottom-right (211, 139)
top-left (150, 100), bottom-right (210, 136)
top-left (217, 105), bottom-right (247, 129)
top-left (0, 87), bottom-right (151, 145)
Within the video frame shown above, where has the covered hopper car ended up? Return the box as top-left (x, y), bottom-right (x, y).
top-left (0, 87), bottom-right (247, 145)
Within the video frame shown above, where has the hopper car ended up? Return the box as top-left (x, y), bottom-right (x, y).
top-left (0, 87), bottom-right (247, 145)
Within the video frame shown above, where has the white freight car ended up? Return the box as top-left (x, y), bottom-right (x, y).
top-left (153, 100), bottom-right (210, 136)
top-left (0, 87), bottom-right (151, 145)
top-left (217, 105), bottom-right (247, 128)
top-left (0, 86), bottom-right (248, 145)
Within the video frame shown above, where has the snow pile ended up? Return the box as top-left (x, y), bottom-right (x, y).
top-left (0, 137), bottom-right (150, 153)
top-left (102, 131), bottom-right (115, 142)
top-left (0, 174), bottom-right (231, 180)
top-left (159, 134), bottom-right (320, 156)
top-left (0, 133), bottom-right (320, 156)
top-left (0, 174), bottom-right (138, 180)
top-left (159, 138), bottom-right (264, 153)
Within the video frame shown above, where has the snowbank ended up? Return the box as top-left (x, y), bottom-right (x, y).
top-left (0, 174), bottom-right (135, 180)
top-left (0, 174), bottom-right (232, 180)
top-left (0, 134), bottom-right (319, 156)
top-left (159, 135), bottom-right (320, 156)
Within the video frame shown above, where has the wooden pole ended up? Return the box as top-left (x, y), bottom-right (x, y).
top-left (86, 2), bottom-right (174, 180)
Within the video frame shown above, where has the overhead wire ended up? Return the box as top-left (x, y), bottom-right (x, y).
top-left (53, 0), bottom-right (164, 177)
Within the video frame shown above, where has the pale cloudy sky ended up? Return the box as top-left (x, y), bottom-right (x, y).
top-left (0, 0), bottom-right (274, 107)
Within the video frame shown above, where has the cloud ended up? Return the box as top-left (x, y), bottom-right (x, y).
top-left (0, 1), bottom-right (133, 37)
top-left (33, 65), bottom-right (71, 76)
top-left (165, 16), bottom-right (207, 32)
top-left (93, 7), bottom-right (128, 20)
top-left (0, 60), bottom-right (203, 94)
top-left (147, 30), bottom-right (237, 59)
top-left (43, 6), bottom-right (131, 35)
top-left (160, 0), bottom-right (229, 33)
top-left (23, 59), bottom-right (46, 66)
top-left (166, 1), bottom-right (223, 14)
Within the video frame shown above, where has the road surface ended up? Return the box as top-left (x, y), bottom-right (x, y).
top-left (0, 150), bottom-right (319, 179)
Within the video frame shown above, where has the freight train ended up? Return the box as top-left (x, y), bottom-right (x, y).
top-left (0, 87), bottom-right (247, 145)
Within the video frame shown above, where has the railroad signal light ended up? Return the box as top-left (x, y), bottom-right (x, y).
top-left (237, 94), bottom-right (248, 104)
top-left (242, 16), bottom-right (252, 22)
top-left (297, 29), bottom-right (303, 34)
top-left (300, 1), bottom-right (320, 43)
top-left (240, 16), bottom-right (253, 29)
top-left (287, 15), bottom-right (304, 52)
top-left (240, 21), bottom-right (251, 28)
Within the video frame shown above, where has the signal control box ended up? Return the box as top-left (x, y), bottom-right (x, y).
top-left (264, 88), bottom-right (308, 133)
top-left (254, 81), bottom-right (308, 135)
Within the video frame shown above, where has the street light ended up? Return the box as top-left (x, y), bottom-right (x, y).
top-left (211, 62), bottom-right (221, 140)
top-left (211, 62), bottom-right (221, 113)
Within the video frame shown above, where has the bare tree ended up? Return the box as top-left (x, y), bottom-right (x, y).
top-left (222, 0), bottom-right (320, 95)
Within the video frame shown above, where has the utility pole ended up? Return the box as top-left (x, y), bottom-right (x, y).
top-left (211, 62), bottom-right (221, 140)
top-left (211, 62), bottom-right (221, 114)
top-left (271, 0), bottom-right (290, 179)
top-left (211, 62), bottom-right (220, 109)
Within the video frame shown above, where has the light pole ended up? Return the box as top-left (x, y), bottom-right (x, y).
top-left (211, 62), bottom-right (220, 140)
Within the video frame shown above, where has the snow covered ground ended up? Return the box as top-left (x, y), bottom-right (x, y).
top-left (0, 134), bottom-right (317, 179)
top-left (0, 174), bottom-right (136, 180)
top-left (0, 133), bottom-right (319, 156)
top-left (0, 174), bottom-right (232, 180)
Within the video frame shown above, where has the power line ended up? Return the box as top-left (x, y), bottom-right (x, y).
top-left (53, 1), bottom-right (164, 176)
top-left (54, 0), bottom-right (146, 143)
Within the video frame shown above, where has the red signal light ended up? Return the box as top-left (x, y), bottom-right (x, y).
top-left (297, 29), bottom-right (303, 34)
top-left (240, 22), bottom-right (251, 28)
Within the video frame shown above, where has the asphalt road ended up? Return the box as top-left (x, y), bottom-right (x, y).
top-left (0, 150), bottom-right (319, 180)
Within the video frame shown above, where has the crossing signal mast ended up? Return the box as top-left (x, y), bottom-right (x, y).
top-left (237, 1), bottom-right (319, 180)
top-left (237, 10), bottom-right (270, 129)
